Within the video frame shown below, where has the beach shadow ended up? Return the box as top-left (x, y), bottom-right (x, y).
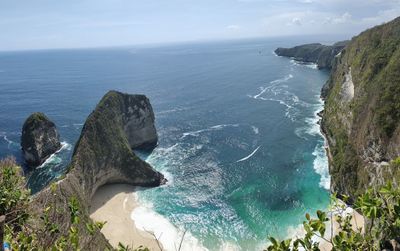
top-left (89, 183), bottom-right (152, 213)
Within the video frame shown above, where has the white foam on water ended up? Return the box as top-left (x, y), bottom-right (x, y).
top-left (312, 143), bottom-right (330, 190)
top-left (271, 74), bottom-right (293, 84)
top-left (250, 74), bottom-right (311, 121)
top-left (251, 126), bottom-right (259, 134)
top-left (311, 98), bottom-right (330, 190)
top-left (181, 124), bottom-right (239, 139)
top-left (219, 242), bottom-right (241, 251)
top-left (3, 135), bottom-right (16, 149)
top-left (236, 146), bottom-right (261, 162)
top-left (157, 107), bottom-right (188, 115)
top-left (131, 202), bottom-right (209, 251)
top-left (37, 141), bottom-right (72, 169)
top-left (252, 74), bottom-right (293, 100)
top-left (290, 59), bottom-right (318, 70)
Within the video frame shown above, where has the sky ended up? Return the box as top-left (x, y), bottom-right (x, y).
top-left (1, 0), bottom-right (400, 51)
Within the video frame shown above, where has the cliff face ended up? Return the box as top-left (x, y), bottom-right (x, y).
top-left (21, 112), bottom-right (61, 167)
top-left (30, 91), bottom-right (165, 248)
top-left (321, 17), bottom-right (400, 201)
top-left (275, 41), bottom-right (348, 69)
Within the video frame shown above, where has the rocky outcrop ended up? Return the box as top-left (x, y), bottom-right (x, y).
top-left (70, 90), bottom-right (166, 199)
top-left (321, 17), bottom-right (400, 202)
top-left (275, 41), bottom-right (348, 69)
top-left (30, 90), bottom-right (166, 249)
top-left (21, 112), bottom-right (61, 167)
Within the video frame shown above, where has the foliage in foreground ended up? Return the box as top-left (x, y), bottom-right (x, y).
top-left (266, 181), bottom-right (400, 251)
top-left (0, 157), bottom-right (146, 251)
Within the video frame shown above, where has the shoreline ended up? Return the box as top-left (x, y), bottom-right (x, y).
top-left (317, 105), bottom-right (365, 250)
top-left (90, 184), bottom-right (162, 251)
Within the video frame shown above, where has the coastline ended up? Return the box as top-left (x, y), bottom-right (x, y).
top-left (90, 184), bottom-right (162, 251)
top-left (317, 106), bottom-right (365, 250)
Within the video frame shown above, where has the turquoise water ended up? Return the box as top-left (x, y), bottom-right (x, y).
top-left (0, 38), bottom-right (330, 250)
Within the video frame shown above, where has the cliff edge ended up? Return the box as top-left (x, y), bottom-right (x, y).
top-left (29, 90), bottom-right (166, 249)
top-left (321, 17), bottom-right (400, 201)
top-left (275, 41), bottom-right (348, 69)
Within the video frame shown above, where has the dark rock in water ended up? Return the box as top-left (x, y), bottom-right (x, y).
top-left (71, 90), bottom-right (166, 198)
top-left (29, 91), bottom-right (166, 248)
top-left (21, 112), bottom-right (61, 167)
top-left (275, 41), bottom-right (348, 70)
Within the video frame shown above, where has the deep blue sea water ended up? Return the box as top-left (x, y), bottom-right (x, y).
top-left (0, 38), bottom-right (331, 250)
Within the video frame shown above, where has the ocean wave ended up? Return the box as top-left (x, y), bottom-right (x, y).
top-left (250, 74), bottom-right (314, 121)
top-left (293, 96), bottom-right (330, 189)
top-left (131, 202), bottom-right (209, 251)
top-left (294, 98), bottom-right (324, 140)
top-left (312, 143), bottom-right (330, 190)
top-left (3, 135), bottom-right (18, 149)
top-left (290, 59), bottom-right (318, 70)
top-left (157, 107), bottom-right (188, 115)
top-left (252, 74), bottom-right (293, 99)
top-left (271, 74), bottom-right (293, 84)
top-left (236, 146), bottom-right (261, 162)
top-left (251, 126), bottom-right (259, 134)
top-left (37, 141), bottom-right (72, 169)
top-left (181, 124), bottom-right (239, 139)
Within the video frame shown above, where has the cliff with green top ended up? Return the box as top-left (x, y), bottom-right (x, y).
top-left (321, 16), bottom-right (400, 202)
top-left (7, 90), bottom-right (166, 249)
top-left (275, 41), bottom-right (348, 69)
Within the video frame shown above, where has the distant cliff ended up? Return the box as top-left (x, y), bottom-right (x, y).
top-left (275, 41), bottom-right (348, 69)
top-left (321, 17), bottom-right (400, 201)
top-left (29, 91), bottom-right (165, 248)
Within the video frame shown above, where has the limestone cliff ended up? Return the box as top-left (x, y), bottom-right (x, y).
top-left (21, 112), bottom-right (61, 167)
top-left (30, 91), bottom-right (166, 249)
top-left (321, 17), bottom-right (400, 201)
top-left (275, 41), bottom-right (348, 69)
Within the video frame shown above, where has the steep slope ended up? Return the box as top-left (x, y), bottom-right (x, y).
top-left (21, 112), bottom-right (61, 167)
top-left (321, 17), bottom-right (400, 201)
top-left (275, 41), bottom-right (348, 69)
top-left (29, 91), bottom-right (166, 248)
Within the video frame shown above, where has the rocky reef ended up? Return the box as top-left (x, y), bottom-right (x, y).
top-left (321, 17), bottom-right (400, 201)
top-left (275, 41), bottom-right (348, 69)
top-left (29, 90), bottom-right (166, 248)
top-left (21, 112), bottom-right (61, 167)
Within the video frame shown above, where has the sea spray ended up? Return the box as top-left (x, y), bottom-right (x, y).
top-left (132, 203), bottom-right (209, 251)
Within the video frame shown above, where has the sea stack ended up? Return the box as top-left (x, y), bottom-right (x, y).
top-left (29, 91), bottom-right (166, 248)
top-left (70, 90), bottom-right (166, 198)
top-left (21, 112), bottom-right (61, 167)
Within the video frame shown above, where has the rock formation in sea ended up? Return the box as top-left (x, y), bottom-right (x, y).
top-left (275, 41), bottom-right (348, 70)
top-left (29, 90), bottom-right (166, 248)
top-left (321, 17), bottom-right (400, 202)
top-left (21, 112), bottom-right (61, 167)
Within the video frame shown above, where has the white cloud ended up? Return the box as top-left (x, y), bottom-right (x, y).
top-left (324, 12), bottom-right (352, 24)
top-left (290, 17), bottom-right (302, 26)
top-left (226, 24), bottom-right (241, 30)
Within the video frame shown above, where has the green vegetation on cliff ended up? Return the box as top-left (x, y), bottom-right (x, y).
top-left (18, 91), bottom-right (165, 249)
top-left (266, 179), bottom-right (400, 251)
top-left (322, 16), bottom-right (400, 201)
top-left (275, 41), bottom-right (348, 69)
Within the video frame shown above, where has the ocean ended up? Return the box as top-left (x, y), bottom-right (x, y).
top-left (0, 38), bottom-right (331, 250)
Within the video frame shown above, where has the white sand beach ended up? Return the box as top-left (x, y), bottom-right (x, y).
top-left (90, 184), bottom-right (162, 251)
